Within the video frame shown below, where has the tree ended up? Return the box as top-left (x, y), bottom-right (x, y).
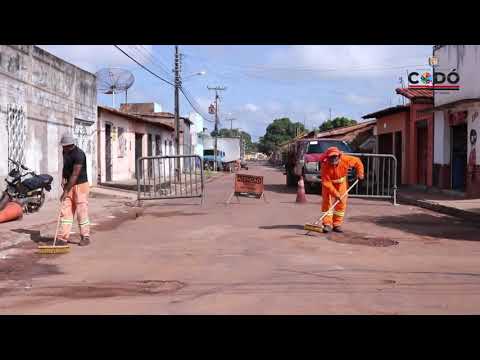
top-left (319, 117), bottom-right (357, 132)
top-left (257, 118), bottom-right (306, 155)
top-left (212, 128), bottom-right (256, 153)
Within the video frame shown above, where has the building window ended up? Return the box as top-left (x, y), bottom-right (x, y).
top-left (169, 141), bottom-right (173, 155)
top-left (6, 104), bottom-right (26, 172)
top-left (155, 135), bottom-right (162, 155)
top-left (118, 127), bottom-right (126, 157)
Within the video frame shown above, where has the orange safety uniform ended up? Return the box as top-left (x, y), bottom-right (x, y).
top-left (58, 182), bottom-right (90, 241)
top-left (320, 148), bottom-right (364, 228)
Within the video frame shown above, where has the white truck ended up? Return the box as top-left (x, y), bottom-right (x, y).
top-left (203, 137), bottom-right (247, 171)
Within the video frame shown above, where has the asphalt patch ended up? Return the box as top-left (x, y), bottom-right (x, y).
top-left (30, 280), bottom-right (186, 299)
top-left (0, 251), bottom-right (62, 282)
top-left (326, 232), bottom-right (399, 247)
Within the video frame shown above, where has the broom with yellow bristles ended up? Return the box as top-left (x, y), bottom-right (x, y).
top-left (304, 179), bottom-right (359, 234)
top-left (37, 202), bottom-right (70, 254)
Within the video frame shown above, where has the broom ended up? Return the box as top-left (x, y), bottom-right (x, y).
top-left (37, 201), bottom-right (70, 254)
top-left (304, 179), bottom-right (359, 234)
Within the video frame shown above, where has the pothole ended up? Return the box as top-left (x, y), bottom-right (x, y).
top-left (28, 280), bottom-right (186, 299)
top-left (328, 233), bottom-right (399, 247)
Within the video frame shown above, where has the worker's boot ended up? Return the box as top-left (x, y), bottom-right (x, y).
top-left (323, 225), bottom-right (332, 233)
top-left (333, 226), bottom-right (343, 233)
top-left (54, 239), bottom-right (68, 246)
top-left (79, 236), bottom-right (90, 247)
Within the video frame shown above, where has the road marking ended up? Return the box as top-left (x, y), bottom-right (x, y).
top-left (107, 216), bottom-right (116, 219)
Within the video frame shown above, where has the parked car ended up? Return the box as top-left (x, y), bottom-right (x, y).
top-left (286, 138), bottom-right (355, 193)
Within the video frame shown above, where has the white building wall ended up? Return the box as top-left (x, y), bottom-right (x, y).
top-left (97, 109), bottom-right (175, 182)
top-left (189, 112), bottom-right (204, 158)
top-left (434, 46), bottom-right (480, 107)
top-left (468, 107), bottom-right (480, 167)
top-left (433, 110), bottom-right (449, 165)
top-left (0, 45), bottom-right (97, 199)
top-left (433, 46), bottom-right (480, 168)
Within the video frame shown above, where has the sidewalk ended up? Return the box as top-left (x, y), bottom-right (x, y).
top-left (398, 187), bottom-right (480, 223)
top-left (0, 187), bottom-right (134, 251)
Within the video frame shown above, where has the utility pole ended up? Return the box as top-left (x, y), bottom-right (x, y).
top-left (225, 117), bottom-right (236, 130)
top-left (329, 108), bottom-right (332, 121)
top-left (399, 76), bottom-right (405, 105)
top-left (174, 45), bottom-right (181, 180)
top-left (207, 86), bottom-right (226, 171)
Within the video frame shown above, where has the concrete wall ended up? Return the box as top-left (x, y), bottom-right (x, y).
top-left (408, 102), bottom-right (434, 186)
top-left (375, 111), bottom-right (408, 184)
top-left (0, 45), bottom-right (97, 199)
top-left (434, 45), bottom-right (480, 107)
top-left (97, 108), bottom-right (175, 183)
top-left (189, 112), bottom-right (204, 157)
top-left (433, 46), bottom-right (480, 195)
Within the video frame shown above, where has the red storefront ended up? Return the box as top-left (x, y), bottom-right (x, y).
top-left (362, 88), bottom-right (434, 187)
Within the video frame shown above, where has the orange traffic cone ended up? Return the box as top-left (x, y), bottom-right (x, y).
top-left (0, 202), bottom-right (23, 223)
top-left (296, 176), bottom-right (307, 204)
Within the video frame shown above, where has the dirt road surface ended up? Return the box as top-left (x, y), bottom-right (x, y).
top-left (1, 163), bottom-right (480, 314)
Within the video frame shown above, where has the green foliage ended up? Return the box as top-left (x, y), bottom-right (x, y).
top-left (319, 117), bottom-right (357, 132)
top-left (257, 118), bottom-right (306, 155)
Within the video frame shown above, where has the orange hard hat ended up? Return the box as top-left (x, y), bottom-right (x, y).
top-left (325, 146), bottom-right (341, 157)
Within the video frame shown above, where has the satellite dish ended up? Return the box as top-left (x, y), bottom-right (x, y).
top-left (96, 68), bottom-right (135, 108)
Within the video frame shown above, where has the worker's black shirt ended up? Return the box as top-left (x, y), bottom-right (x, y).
top-left (63, 146), bottom-right (88, 185)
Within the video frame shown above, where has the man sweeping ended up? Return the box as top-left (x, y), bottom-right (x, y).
top-left (320, 146), bottom-right (364, 233)
top-left (56, 134), bottom-right (91, 246)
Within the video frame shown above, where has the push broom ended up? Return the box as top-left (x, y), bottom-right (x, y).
top-left (37, 201), bottom-right (70, 254)
top-left (304, 179), bottom-right (359, 234)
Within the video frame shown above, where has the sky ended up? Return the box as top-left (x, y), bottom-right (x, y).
top-left (40, 45), bottom-right (433, 141)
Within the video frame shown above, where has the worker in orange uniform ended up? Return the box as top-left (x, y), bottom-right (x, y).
top-left (320, 147), bottom-right (364, 233)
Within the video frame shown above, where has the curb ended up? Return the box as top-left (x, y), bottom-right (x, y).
top-left (397, 194), bottom-right (480, 225)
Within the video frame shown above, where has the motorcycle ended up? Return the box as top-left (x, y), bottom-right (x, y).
top-left (0, 158), bottom-right (53, 214)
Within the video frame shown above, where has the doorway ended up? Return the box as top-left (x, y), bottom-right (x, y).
top-left (451, 123), bottom-right (468, 191)
top-left (416, 121), bottom-right (428, 185)
top-left (378, 133), bottom-right (393, 154)
top-left (105, 123), bottom-right (112, 182)
top-left (135, 133), bottom-right (143, 179)
top-left (394, 131), bottom-right (402, 185)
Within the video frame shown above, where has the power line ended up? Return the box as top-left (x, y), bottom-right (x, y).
top-left (133, 45), bottom-right (173, 79)
top-left (115, 45), bottom-right (214, 124)
top-left (179, 86), bottom-right (214, 122)
top-left (182, 52), bottom-right (426, 73)
top-left (114, 45), bottom-right (175, 87)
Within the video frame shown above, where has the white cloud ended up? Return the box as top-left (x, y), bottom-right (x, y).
top-left (38, 45), bottom-right (154, 74)
top-left (264, 45), bottom-right (432, 80)
top-left (345, 93), bottom-right (379, 105)
top-left (244, 103), bottom-right (259, 112)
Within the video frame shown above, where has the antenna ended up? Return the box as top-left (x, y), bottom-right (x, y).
top-left (96, 68), bottom-right (135, 108)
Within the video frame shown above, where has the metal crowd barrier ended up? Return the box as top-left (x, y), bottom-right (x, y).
top-left (137, 155), bottom-right (204, 203)
top-left (345, 153), bottom-right (398, 205)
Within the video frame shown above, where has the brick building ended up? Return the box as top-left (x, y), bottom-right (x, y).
top-left (363, 88), bottom-right (434, 187)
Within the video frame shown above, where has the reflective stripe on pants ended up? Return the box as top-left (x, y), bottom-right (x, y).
top-left (58, 182), bottom-right (90, 240)
top-left (321, 180), bottom-right (348, 227)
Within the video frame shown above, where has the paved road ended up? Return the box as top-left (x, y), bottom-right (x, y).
top-left (1, 163), bottom-right (480, 314)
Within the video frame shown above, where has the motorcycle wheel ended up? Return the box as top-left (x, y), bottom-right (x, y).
top-left (27, 192), bottom-right (45, 213)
